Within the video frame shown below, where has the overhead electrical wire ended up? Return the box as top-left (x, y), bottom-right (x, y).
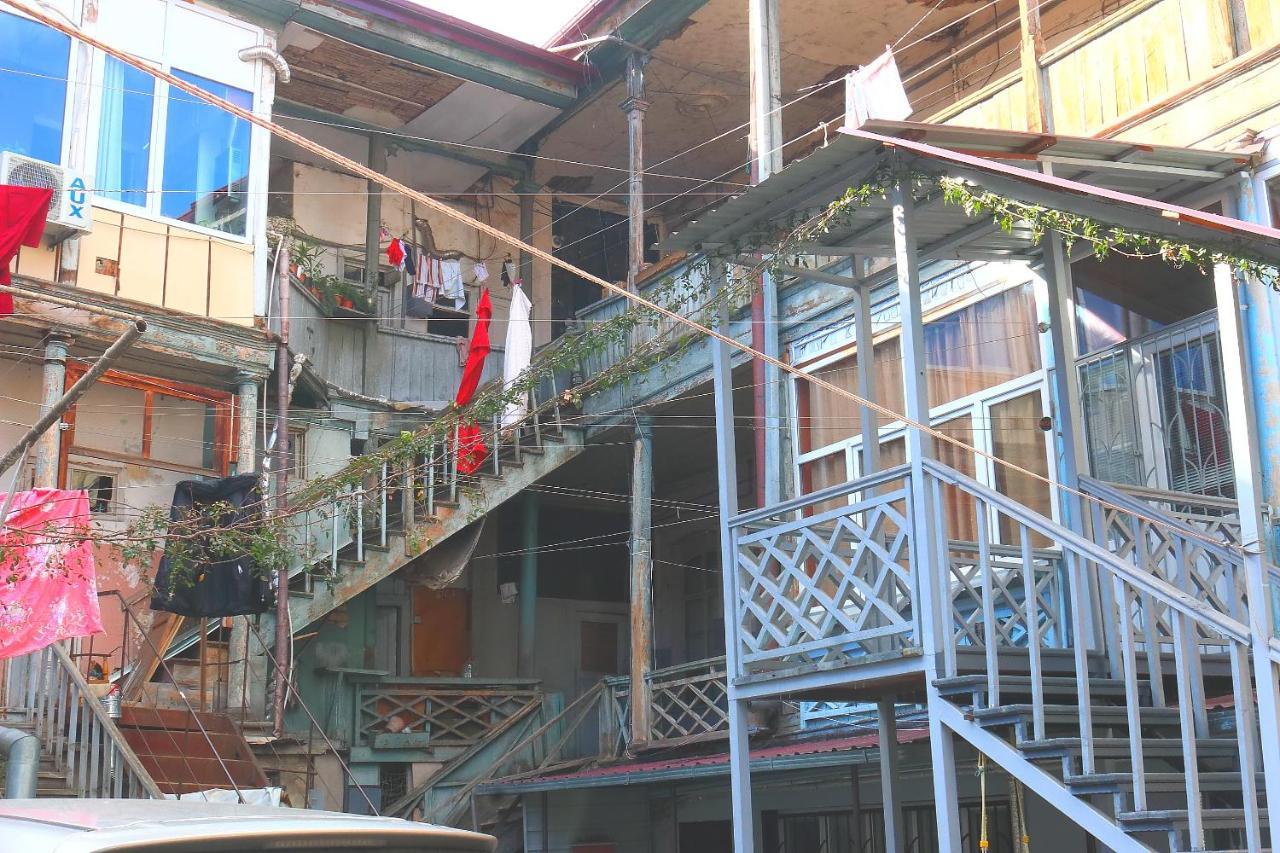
top-left (0, 0), bottom-right (1238, 557)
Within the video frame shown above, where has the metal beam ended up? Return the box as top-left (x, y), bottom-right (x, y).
top-left (364, 134), bottom-right (386, 291)
top-left (878, 698), bottom-right (905, 853)
top-left (518, 492), bottom-right (539, 678)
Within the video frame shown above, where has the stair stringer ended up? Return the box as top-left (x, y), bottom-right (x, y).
top-left (289, 426), bottom-right (586, 633)
top-left (933, 697), bottom-right (1151, 853)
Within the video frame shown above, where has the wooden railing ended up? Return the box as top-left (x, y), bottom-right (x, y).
top-left (3, 643), bottom-right (162, 799)
top-left (729, 465), bottom-right (919, 673)
top-left (352, 678), bottom-right (542, 750)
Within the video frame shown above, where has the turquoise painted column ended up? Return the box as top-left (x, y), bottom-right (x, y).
top-left (518, 492), bottom-right (539, 678)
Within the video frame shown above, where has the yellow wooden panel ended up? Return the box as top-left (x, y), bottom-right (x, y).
top-left (78, 208), bottom-right (123, 295)
top-left (207, 239), bottom-right (253, 326)
top-left (116, 215), bottom-right (167, 307)
top-left (163, 231), bottom-right (210, 315)
top-left (15, 243), bottom-right (56, 282)
top-left (1246, 0), bottom-right (1278, 48)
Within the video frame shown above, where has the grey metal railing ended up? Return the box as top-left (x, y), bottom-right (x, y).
top-left (3, 643), bottom-right (162, 799)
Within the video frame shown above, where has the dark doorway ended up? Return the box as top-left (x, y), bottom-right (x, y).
top-left (680, 820), bottom-right (733, 853)
top-left (550, 202), bottom-right (622, 337)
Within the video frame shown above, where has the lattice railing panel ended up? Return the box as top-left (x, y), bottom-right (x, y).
top-left (356, 686), bottom-right (541, 746)
top-left (731, 469), bottom-right (919, 670)
top-left (647, 659), bottom-right (728, 741)
top-left (948, 542), bottom-right (1066, 651)
top-left (1083, 478), bottom-right (1246, 650)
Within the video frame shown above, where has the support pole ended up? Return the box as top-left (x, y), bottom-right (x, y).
top-left (890, 177), bottom-right (962, 853)
top-left (32, 334), bottom-right (71, 489)
top-left (855, 272), bottom-right (880, 478)
top-left (364, 134), bottom-right (386, 292)
top-left (272, 245), bottom-right (291, 739)
top-left (629, 415), bottom-right (654, 746)
top-left (1213, 262), bottom-right (1280, 831)
top-left (878, 697), bottom-right (905, 853)
top-left (748, 0), bottom-right (784, 508)
top-left (622, 50), bottom-right (649, 293)
top-left (517, 176), bottom-right (538, 286)
top-left (1040, 229), bottom-right (1086, 526)
top-left (518, 493), bottom-right (539, 678)
top-left (1016, 0), bottom-right (1049, 133)
top-left (235, 373), bottom-right (259, 476)
top-left (710, 258), bottom-right (756, 852)
top-left (3, 322), bottom-right (145, 486)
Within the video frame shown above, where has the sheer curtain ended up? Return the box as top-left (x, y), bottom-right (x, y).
top-left (96, 57), bottom-right (152, 207)
top-left (96, 57), bottom-right (126, 200)
top-left (925, 284), bottom-right (1040, 408)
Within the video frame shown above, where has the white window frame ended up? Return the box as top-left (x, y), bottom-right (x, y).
top-left (83, 0), bottom-right (268, 244)
top-left (791, 271), bottom-right (1059, 541)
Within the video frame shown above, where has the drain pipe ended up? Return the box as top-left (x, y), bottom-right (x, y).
top-left (0, 726), bottom-right (38, 798)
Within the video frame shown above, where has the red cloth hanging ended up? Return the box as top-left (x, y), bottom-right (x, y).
top-left (386, 237), bottom-right (405, 268)
top-left (455, 289), bottom-right (492, 475)
top-left (0, 186), bottom-right (54, 315)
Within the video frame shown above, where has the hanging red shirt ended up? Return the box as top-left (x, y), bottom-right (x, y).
top-left (0, 186), bottom-right (54, 315)
top-left (455, 289), bottom-right (492, 475)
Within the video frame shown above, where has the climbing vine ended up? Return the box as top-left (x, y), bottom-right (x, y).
top-left (10, 162), bottom-right (1276, 591)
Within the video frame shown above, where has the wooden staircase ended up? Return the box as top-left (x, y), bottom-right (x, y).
top-left (115, 706), bottom-right (268, 795)
top-left (936, 673), bottom-right (1265, 852)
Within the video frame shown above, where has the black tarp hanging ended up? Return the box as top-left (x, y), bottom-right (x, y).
top-left (150, 474), bottom-right (274, 617)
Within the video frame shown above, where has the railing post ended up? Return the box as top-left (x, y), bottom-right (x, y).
top-left (1214, 261), bottom-right (1280, 828)
top-left (709, 255), bottom-right (755, 852)
top-left (890, 177), bottom-right (962, 853)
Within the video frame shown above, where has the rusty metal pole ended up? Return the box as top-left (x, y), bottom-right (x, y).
top-left (31, 333), bottom-right (72, 489)
top-left (621, 50), bottom-right (649, 293)
top-left (628, 415), bottom-right (653, 746)
top-left (272, 245), bottom-right (291, 738)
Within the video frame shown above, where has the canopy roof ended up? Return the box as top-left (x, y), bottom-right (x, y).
top-left (665, 120), bottom-right (1280, 267)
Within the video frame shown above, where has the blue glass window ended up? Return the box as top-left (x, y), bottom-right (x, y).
top-left (0, 10), bottom-right (70, 163)
top-left (160, 70), bottom-right (251, 236)
top-left (96, 57), bottom-right (154, 207)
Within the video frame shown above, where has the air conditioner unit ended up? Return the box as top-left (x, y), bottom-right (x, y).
top-left (0, 151), bottom-right (93, 241)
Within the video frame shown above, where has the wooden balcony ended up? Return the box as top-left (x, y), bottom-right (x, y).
top-left (927, 0), bottom-right (1280, 147)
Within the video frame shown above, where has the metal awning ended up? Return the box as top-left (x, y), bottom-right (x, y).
top-left (664, 120), bottom-right (1280, 267)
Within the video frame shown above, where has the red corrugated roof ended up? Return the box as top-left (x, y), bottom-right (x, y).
top-left (496, 727), bottom-right (930, 788)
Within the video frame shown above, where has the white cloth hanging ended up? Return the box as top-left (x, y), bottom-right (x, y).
top-left (845, 47), bottom-right (912, 128)
top-left (502, 284), bottom-right (533, 428)
top-left (440, 259), bottom-right (466, 309)
top-left (472, 261), bottom-right (489, 283)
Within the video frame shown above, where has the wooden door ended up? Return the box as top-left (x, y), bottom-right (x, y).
top-left (410, 587), bottom-right (470, 676)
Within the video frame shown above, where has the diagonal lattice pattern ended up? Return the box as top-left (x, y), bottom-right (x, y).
top-left (356, 687), bottom-right (540, 746)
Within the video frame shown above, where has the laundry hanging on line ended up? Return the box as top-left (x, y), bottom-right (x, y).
top-left (502, 283), bottom-right (533, 429)
top-left (0, 488), bottom-right (104, 659)
top-left (455, 289), bottom-right (493, 475)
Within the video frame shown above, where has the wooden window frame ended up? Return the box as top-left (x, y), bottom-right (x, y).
top-left (58, 362), bottom-right (236, 487)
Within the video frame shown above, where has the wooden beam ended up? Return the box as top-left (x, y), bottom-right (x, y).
top-left (1016, 0), bottom-right (1049, 133)
top-left (629, 416), bottom-right (654, 745)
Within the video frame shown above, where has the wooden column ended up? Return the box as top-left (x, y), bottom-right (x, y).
top-left (518, 493), bottom-right (539, 678)
top-left (622, 51), bottom-right (649, 293)
top-left (629, 415), bottom-right (654, 745)
top-left (364, 134), bottom-right (386, 291)
top-left (891, 177), bottom-right (962, 853)
top-left (1016, 0), bottom-right (1049, 133)
top-left (235, 373), bottom-right (258, 476)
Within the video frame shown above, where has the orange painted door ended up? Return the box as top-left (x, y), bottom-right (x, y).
top-left (410, 587), bottom-right (470, 676)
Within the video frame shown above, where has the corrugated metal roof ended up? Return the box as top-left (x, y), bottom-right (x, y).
top-left (664, 120), bottom-right (1280, 267)
top-left (478, 728), bottom-right (931, 794)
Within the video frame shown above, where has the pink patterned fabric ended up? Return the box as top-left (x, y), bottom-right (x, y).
top-left (0, 489), bottom-right (103, 658)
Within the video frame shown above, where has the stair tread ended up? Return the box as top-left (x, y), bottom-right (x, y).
top-left (1118, 807), bottom-right (1266, 828)
top-left (974, 704), bottom-right (1179, 722)
top-left (1020, 736), bottom-right (1241, 755)
top-left (937, 675), bottom-right (1127, 692)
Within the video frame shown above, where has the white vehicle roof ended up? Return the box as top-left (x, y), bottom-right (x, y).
top-left (0, 799), bottom-right (496, 852)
